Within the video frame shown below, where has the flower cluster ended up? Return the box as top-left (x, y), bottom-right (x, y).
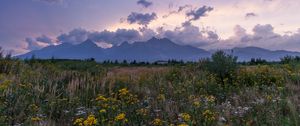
top-left (152, 118), bottom-right (163, 126)
top-left (74, 115), bottom-right (97, 126)
top-left (179, 113), bottom-right (191, 122)
top-left (114, 113), bottom-right (127, 122)
top-left (202, 110), bottom-right (216, 122)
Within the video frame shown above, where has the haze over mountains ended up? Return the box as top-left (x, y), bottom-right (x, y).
top-left (17, 37), bottom-right (300, 62)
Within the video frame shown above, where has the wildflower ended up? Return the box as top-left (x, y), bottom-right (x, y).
top-left (115, 113), bottom-right (126, 121)
top-left (157, 94), bottom-right (166, 101)
top-left (99, 109), bottom-right (106, 113)
top-left (137, 108), bottom-right (149, 116)
top-left (206, 95), bottom-right (216, 103)
top-left (125, 94), bottom-right (139, 104)
top-left (177, 123), bottom-right (188, 126)
top-left (202, 110), bottom-right (216, 122)
top-left (193, 101), bottom-right (201, 107)
top-left (152, 118), bottom-right (163, 126)
top-left (95, 95), bottom-right (108, 102)
top-left (188, 95), bottom-right (196, 101)
top-left (118, 88), bottom-right (129, 96)
top-left (179, 113), bottom-right (191, 122)
top-left (30, 104), bottom-right (39, 112)
top-left (83, 115), bottom-right (97, 126)
top-left (31, 117), bottom-right (42, 122)
top-left (266, 95), bottom-right (272, 101)
top-left (73, 118), bottom-right (84, 126)
top-left (101, 103), bottom-right (109, 108)
top-left (0, 80), bottom-right (11, 90)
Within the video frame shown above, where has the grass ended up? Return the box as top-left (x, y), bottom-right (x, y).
top-left (0, 58), bottom-right (299, 126)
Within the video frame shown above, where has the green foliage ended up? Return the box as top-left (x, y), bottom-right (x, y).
top-left (236, 65), bottom-right (285, 87)
top-left (281, 55), bottom-right (300, 64)
top-left (204, 51), bottom-right (238, 86)
top-left (0, 53), bottom-right (299, 125)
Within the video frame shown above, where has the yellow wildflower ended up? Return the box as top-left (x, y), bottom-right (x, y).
top-left (157, 94), bottom-right (166, 101)
top-left (83, 115), bottom-right (97, 126)
top-left (101, 103), bottom-right (109, 108)
top-left (137, 108), bottom-right (149, 116)
top-left (31, 117), bottom-right (42, 122)
top-left (0, 80), bottom-right (11, 90)
top-left (188, 95), bottom-right (196, 101)
top-left (266, 95), bottom-right (272, 101)
top-left (118, 88), bottom-right (129, 96)
top-left (73, 118), bottom-right (84, 126)
top-left (179, 113), bottom-right (191, 122)
top-left (30, 104), bottom-right (39, 112)
top-left (95, 95), bottom-right (108, 102)
top-left (99, 109), bottom-right (106, 113)
top-left (178, 123), bottom-right (189, 126)
top-left (152, 118), bottom-right (163, 126)
top-left (202, 110), bottom-right (216, 121)
top-left (206, 95), bottom-right (216, 103)
top-left (193, 101), bottom-right (201, 107)
top-left (115, 113), bottom-right (126, 121)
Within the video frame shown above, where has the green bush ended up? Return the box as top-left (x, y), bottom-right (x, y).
top-left (204, 51), bottom-right (238, 87)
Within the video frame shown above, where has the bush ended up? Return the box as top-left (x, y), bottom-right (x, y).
top-left (236, 65), bottom-right (285, 87)
top-left (204, 51), bottom-right (238, 87)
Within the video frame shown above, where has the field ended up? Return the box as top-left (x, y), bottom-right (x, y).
top-left (1, 53), bottom-right (300, 126)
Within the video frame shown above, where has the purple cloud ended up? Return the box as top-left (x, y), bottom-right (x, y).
top-left (137, 0), bottom-right (153, 8)
top-left (127, 12), bottom-right (157, 26)
top-left (25, 38), bottom-right (48, 50)
top-left (186, 6), bottom-right (214, 21)
top-left (89, 29), bottom-right (142, 45)
top-left (245, 12), bottom-right (257, 18)
top-left (36, 35), bottom-right (55, 44)
top-left (57, 28), bottom-right (90, 44)
top-left (163, 5), bottom-right (193, 18)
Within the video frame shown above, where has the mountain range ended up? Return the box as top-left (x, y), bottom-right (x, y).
top-left (17, 37), bottom-right (300, 62)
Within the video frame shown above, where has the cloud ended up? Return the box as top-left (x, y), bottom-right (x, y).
top-left (209, 24), bottom-right (300, 51)
top-left (25, 23), bottom-right (300, 52)
top-left (137, 0), bottom-right (153, 8)
top-left (55, 28), bottom-right (156, 46)
top-left (253, 24), bottom-right (278, 38)
top-left (245, 12), bottom-right (257, 18)
top-left (24, 35), bottom-right (56, 51)
top-left (127, 12), bottom-right (157, 26)
top-left (158, 22), bottom-right (219, 47)
top-left (25, 38), bottom-right (48, 50)
top-left (89, 29), bottom-right (143, 45)
top-left (57, 28), bottom-right (90, 44)
top-left (163, 4), bottom-right (193, 18)
top-left (36, 35), bottom-right (55, 44)
top-left (186, 6), bottom-right (214, 22)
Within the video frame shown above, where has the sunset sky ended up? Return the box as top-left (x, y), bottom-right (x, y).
top-left (1, 0), bottom-right (300, 55)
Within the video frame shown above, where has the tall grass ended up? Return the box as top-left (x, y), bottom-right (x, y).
top-left (0, 58), bottom-right (299, 125)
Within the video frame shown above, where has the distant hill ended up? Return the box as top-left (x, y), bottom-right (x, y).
top-left (17, 38), bottom-right (300, 62)
top-left (227, 47), bottom-right (300, 61)
top-left (17, 38), bottom-right (210, 62)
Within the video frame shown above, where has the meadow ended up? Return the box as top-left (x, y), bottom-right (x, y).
top-left (0, 51), bottom-right (300, 126)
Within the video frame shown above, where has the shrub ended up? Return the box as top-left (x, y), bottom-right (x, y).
top-left (204, 51), bottom-right (238, 87)
top-left (236, 65), bottom-right (285, 87)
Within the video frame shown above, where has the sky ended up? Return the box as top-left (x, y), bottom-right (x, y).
top-left (1, 0), bottom-right (300, 55)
